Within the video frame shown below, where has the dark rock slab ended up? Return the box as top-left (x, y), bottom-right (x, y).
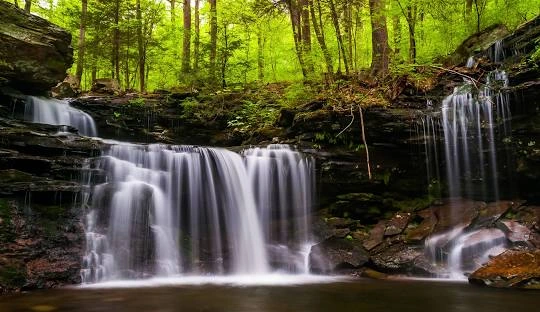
top-left (384, 212), bottom-right (412, 236)
top-left (370, 243), bottom-right (436, 276)
top-left (363, 221), bottom-right (386, 251)
top-left (309, 237), bottom-right (369, 273)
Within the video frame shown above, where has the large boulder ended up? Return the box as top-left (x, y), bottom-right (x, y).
top-left (469, 250), bottom-right (540, 289)
top-left (0, 1), bottom-right (73, 94)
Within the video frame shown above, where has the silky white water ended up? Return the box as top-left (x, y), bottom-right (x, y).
top-left (24, 96), bottom-right (97, 136)
top-left (81, 143), bottom-right (315, 283)
top-left (420, 47), bottom-right (512, 278)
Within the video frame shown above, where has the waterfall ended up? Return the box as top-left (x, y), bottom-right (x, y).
top-left (81, 143), bottom-right (315, 283)
top-left (24, 96), bottom-right (97, 137)
top-left (421, 64), bottom-right (512, 278)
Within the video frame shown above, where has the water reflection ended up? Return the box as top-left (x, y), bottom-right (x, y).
top-left (0, 279), bottom-right (537, 312)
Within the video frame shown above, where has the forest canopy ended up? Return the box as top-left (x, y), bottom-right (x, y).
top-left (11, 0), bottom-right (540, 91)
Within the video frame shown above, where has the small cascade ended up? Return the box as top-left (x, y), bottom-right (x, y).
top-left (420, 59), bottom-right (512, 278)
top-left (81, 143), bottom-right (315, 283)
top-left (488, 40), bottom-right (506, 63)
top-left (244, 145), bottom-right (315, 273)
top-left (24, 96), bottom-right (97, 137)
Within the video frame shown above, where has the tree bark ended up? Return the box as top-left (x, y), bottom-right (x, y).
top-left (392, 14), bottom-right (401, 57)
top-left (309, 0), bottom-right (333, 75)
top-left (286, 0), bottom-right (308, 78)
top-left (466, 0), bottom-right (473, 15)
top-left (181, 0), bottom-right (191, 73)
top-left (299, 0), bottom-right (313, 72)
top-left (113, 0), bottom-right (120, 82)
top-left (257, 29), bottom-right (265, 81)
top-left (329, 0), bottom-right (349, 75)
top-left (369, 0), bottom-right (390, 78)
top-left (209, 0), bottom-right (217, 82)
top-left (194, 0), bottom-right (200, 71)
top-left (407, 5), bottom-right (417, 63)
top-left (24, 0), bottom-right (30, 13)
top-left (169, 0), bottom-right (176, 23)
top-left (136, 0), bottom-right (145, 92)
top-left (75, 0), bottom-right (88, 86)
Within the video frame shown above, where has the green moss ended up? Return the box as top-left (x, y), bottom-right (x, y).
top-left (0, 169), bottom-right (34, 184)
top-left (391, 196), bottom-right (433, 213)
top-left (0, 265), bottom-right (26, 288)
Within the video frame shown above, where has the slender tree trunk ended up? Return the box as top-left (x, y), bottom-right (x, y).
top-left (369, 0), bottom-right (390, 78)
top-left (257, 29), bottom-right (265, 82)
top-left (286, 0), bottom-right (308, 78)
top-left (466, 0), bottom-right (473, 15)
top-left (474, 0), bottom-right (481, 32)
top-left (76, 0), bottom-right (88, 85)
top-left (194, 0), bottom-right (200, 71)
top-left (345, 2), bottom-right (354, 70)
top-left (392, 14), bottom-right (401, 57)
top-left (24, 0), bottom-right (30, 13)
top-left (407, 5), bottom-right (417, 63)
top-left (299, 0), bottom-right (313, 73)
top-left (209, 0), bottom-right (217, 82)
top-left (329, 0), bottom-right (349, 75)
top-left (182, 0), bottom-right (191, 73)
top-left (136, 0), bottom-right (145, 92)
top-left (14, 0), bottom-right (19, 8)
top-left (113, 0), bottom-right (120, 82)
top-left (170, 0), bottom-right (176, 23)
top-left (309, 0), bottom-right (333, 75)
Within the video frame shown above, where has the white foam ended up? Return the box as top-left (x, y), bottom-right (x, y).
top-left (79, 274), bottom-right (347, 289)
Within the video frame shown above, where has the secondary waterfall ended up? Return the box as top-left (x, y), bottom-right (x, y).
top-left (81, 143), bottom-right (314, 283)
top-left (421, 41), bottom-right (512, 278)
top-left (24, 96), bottom-right (97, 137)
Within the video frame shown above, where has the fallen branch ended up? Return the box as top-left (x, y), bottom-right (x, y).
top-left (358, 104), bottom-right (372, 180)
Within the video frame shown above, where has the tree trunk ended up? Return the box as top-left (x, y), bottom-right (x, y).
top-left (170, 0), bottom-right (176, 23)
top-left (309, 0), bottom-right (333, 75)
top-left (136, 0), bottom-right (145, 92)
top-left (369, 0), bottom-right (390, 78)
top-left (257, 29), bottom-right (265, 82)
top-left (24, 0), bottom-right (30, 13)
top-left (209, 0), bottom-right (217, 82)
top-left (329, 0), bottom-right (349, 75)
top-left (113, 0), bottom-right (120, 82)
top-left (407, 5), bottom-right (417, 64)
top-left (75, 0), bottom-right (88, 86)
top-left (194, 0), bottom-right (200, 71)
top-left (299, 0), bottom-right (313, 73)
top-left (466, 0), bottom-right (473, 15)
top-left (14, 0), bottom-right (19, 8)
top-left (392, 14), bottom-right (401, 57)
top-left (181, 0), bottom-right (191, 73)
top-left (286, 0), bottom-right (308, 78)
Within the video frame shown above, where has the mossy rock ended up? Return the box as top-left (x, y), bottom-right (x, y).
top-left (0, 264), bottom-right (26, 289)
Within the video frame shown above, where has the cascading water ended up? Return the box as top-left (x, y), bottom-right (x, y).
top-left (24, 96), bottom-right (97, 137)
top-left (421, 41), bottom-right (512, 278)
top-left (81, 143), bottom-right (315, 283)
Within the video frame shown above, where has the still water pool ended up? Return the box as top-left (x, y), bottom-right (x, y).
top-left (0, 278), bottom-right (537, 312)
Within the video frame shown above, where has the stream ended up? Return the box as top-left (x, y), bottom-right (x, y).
top-left (0, 279), bottom-right (537, 312)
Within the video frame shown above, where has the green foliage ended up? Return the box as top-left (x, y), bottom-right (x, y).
top-left (279, 83), bottom-right (316, 108)
top-left (227, 100), bottom-right (278, 134)
top-left (127, 97), bottom-right (146, 107)
top-left (26, 0), bottom-right (540, 91)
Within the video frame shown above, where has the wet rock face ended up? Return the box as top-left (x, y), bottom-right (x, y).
top-left (0, 198), bottom-right (84, 294)
top-left (309, 237), bottom-right (369, 274)
top-left (0, 119), bottom-right (100, 293)
top-left (0, 1), bottom-right (73, 94)
top-left (469, 250), bottom-right (540, 289)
